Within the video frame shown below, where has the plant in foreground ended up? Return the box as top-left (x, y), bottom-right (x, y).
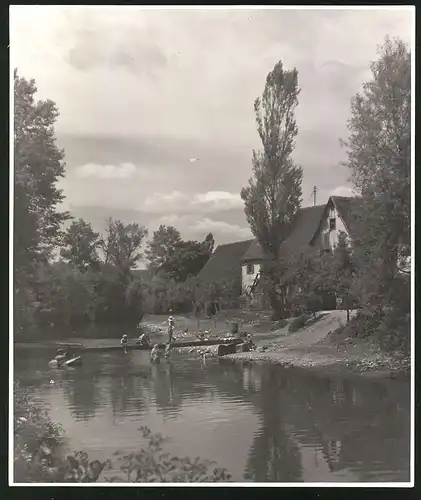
top-left (14, 383), bottom-right (232, 483)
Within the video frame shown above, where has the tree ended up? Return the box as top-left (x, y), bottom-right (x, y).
top-left (102, 218), bottom-right (148, 284)
top-left (124, 278), bottom-right (145, 323)
top-left (146, 226), bottom-right (214, 283)
top-left (146, 225), bottom-right (182, 275)
top-left (60, 218), bottom-right (101, 273)
top-left (341, 37), bottom-right (411, 350)
top-left (241, 61), bottom-right (303, 319)
top-left (14, 70), bottom-right (70, 274)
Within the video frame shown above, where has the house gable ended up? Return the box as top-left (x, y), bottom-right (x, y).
top-left (309, 196), bottom-right (361, 250)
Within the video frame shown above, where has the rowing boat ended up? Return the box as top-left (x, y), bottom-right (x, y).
top-left (48, 356), bottom-right (83, 368)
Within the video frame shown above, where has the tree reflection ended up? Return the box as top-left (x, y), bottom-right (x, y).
top-left (254, 368), bottom-right (410, 481)
top-left (63, 372), bottom-right (101, 421)
top-left (244, 366), bottom-right (303, 482)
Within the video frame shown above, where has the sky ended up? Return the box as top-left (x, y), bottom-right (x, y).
top-left (10, 6), bottom-right (413, 255)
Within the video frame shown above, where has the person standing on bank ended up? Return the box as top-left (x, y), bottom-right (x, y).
top-left (168, 310), bottom-right (175, 343)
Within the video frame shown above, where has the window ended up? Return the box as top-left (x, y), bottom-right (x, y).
top-left (329, 217), bottom-right (336, 230)
top-left (246, 264), bottom-right (254, 275)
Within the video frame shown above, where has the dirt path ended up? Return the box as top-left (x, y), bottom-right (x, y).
top-left (270, 310), bottom-right (349, 350)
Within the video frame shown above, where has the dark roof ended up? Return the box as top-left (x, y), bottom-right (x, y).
top-left (198, 239), bottom-right (254, 283)
top-left (241, 204), bottom-right (326, 262)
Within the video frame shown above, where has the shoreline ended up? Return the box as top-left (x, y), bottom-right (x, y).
top-left (223, 347), bottom-right (410, 379)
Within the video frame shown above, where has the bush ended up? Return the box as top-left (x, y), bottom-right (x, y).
top-left (276, 319), bottom-right (288, 329)
top-left (288, 314), bottom-right (310, 333)
top-left (14, 381), bottom-right (66, 483)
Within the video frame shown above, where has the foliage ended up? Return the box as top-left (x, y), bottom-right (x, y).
top-left (14, 381), bottom-right (65, 482)
top-left (286, 250), bottom-right (327, 316)
top-left (60, 218), bottom-right (101, 273)
top-left (142, 273), bottom-right (240, 316)
top-left (14, 70), bottom-right (70, 277)
top-left (124, 278), bottom-right (146, 323)
top-left (288, 314), bottom-right (310, 333)
top-left (276, 318), bottom-right (289, 329)
top-left (241, 60), bottom-right (303, 319)
top-left (146, 225), bottom-right (214, 283)
top-left (341, 36), bottom-right (411, 351)
top-left (108, 426), bottom-right (232, 483)
top-left (146, 225), bottom-right (182, 274)
top-left (16, 262), bottom-right (145, 329)
top-left (102, 218), bottom-right (148, 283)
top-left (14, 385), bottom-right (231, 483)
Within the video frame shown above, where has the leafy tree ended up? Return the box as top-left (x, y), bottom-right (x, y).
top-left (146, 225), bottom-right (214, 283)
top-left (14, 70), bottom-right (70, 274)
top-left (241, 61), bottom-right (303, 319)
top-left (341, 36), bottom-right (411, 350)
top-left (60, 218), bottom-right (101, 273)
top-left (124, 278), bottom-right (145, 323)
top-left (102, 218), bottom-right (148, 284)
top-left (14, 70), bottom-right (70, 329)
top-left (146, 225), bottom-right (182, 274)
top-left (287, 250), bottom-right (325, 317)
top-left (170, 236), bottom-right (214, 282)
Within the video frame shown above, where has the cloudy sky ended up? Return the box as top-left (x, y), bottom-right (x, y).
top-left (11, 6), bottom-right (413, 253)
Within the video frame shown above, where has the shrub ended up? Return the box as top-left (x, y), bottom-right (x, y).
top-left (276, 319), bottom-right (288, 329)
top-left (108, 426), bottom-right (232, 483)
top-left (14, 381), bottom-right (66, 483)
top-left (288, 314), bottom-right (310, 333)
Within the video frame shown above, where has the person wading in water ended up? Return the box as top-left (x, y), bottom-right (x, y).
top-left (120, 333), bottom-right (128, 354)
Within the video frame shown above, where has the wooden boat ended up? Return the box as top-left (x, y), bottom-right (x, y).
top-left (48, 356), bottom-right (82, 368)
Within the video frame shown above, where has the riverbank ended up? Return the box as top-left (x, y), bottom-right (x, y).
top-left (224, 310), bottom-right (410, 379)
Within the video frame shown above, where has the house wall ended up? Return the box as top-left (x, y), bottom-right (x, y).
top-left (313, 205), bottom-right (350, 250)
top-left (241, 262), bottom-right (261, 293)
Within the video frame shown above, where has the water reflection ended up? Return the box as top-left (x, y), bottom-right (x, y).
top-left (14, 347), bottom-right (410, 482)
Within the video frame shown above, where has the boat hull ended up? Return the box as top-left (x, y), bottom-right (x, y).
top-left (48, 356), bottom-right (82, 368)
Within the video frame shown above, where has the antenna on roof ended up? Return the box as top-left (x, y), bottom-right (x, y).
top-left (313, 186), bottom-right (317, 207)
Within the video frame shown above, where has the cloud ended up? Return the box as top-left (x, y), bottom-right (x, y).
top-left (192, 218), bottom-right (252, 239)
top-left (75, 162), bottom-right (137, 179)
top-left (141, 190), bottom-right (243, 214)
top-left (331, 185), bottom-right (356, 197)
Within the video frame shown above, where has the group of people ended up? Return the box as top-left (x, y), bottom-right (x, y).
top-left (120, 310), bottom-right (176, 362)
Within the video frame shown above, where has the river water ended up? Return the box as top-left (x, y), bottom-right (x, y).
top-left (14, 346), bottom-right (410, 483)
